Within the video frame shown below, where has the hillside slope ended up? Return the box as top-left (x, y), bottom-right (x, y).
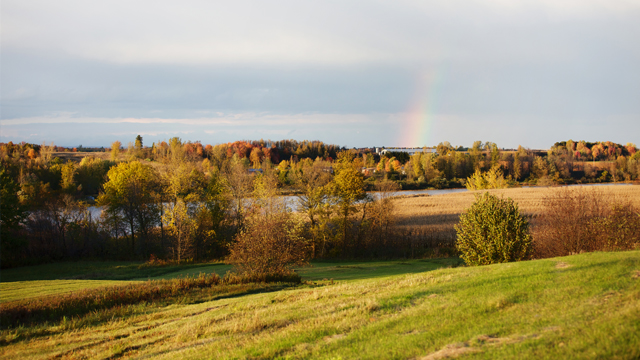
top-left (1, 251), bottom-right (639, 359)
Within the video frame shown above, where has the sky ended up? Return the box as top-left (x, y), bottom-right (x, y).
top-left (1, 0), bottom-right (639, 149)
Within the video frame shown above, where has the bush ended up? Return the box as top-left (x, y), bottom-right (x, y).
top-left (455, 192), bottom-right (531, 266)
top-left (533, 189), bottom-right (640, 258)
top-left (227, 212), bottom-right (310, 276)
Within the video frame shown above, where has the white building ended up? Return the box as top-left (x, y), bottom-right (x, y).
top-left (377, 148), bottom-right (437, 156)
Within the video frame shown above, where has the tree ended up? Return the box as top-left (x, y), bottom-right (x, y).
top-left (224, 161), bottom-right (253, 230)
top-left (411, 152), bottom-right (424, 178)
top-left (42, 194), bottom-right (88, 255)
top-left (39, 141), bottom-right (54, 165)
top-left (227, 210), bottom-right (309, 277)
top-left (135, 135), bottom-right (143, 150)
top-left (512, 153), bottom-right (522, 181)
top-left (465, 166), bottom-right (509, 190)
top-left (249, 147), bottom-right (263, 168)
top-left (111, 141), bottom-right (122, 161)
top-left (162, 199), bottom-right (196, 262)
top-left (331, 160), bottom-right (367, 254)
top-left (1, 168), bottom-right (28, 265)
top-left (98, 161), bottom-right (159, 256)
top-left (455, 193), bottom-right (531, 266)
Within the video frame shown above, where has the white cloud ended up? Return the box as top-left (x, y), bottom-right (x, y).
top-left (4, 0), bottom-right (638, 66)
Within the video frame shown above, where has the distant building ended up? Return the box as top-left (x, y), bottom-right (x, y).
top-left (378, 148), bottom-right (437, 156)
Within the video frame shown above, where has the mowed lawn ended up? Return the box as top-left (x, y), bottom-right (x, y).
top-left (1, 251), bottom-right (639, 359)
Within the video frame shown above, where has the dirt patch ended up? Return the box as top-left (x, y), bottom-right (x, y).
top-left (323, 334), bottom-right (346, 343)
top-left (427, 294), bottom-right (439, 299)
top-left (632, 270), bottom-right (640, 279)
top-left (415, 333), bottom-right (544, 360)
top-left (416, 343), bottom-right (478, 360)
top-left (555, 262), bottom-right (571, 269)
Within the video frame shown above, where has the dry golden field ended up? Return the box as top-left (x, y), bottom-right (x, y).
top-left (392, 185), bottom-right (640, 249)
top-left (51, 151), bottom-right (111, 162)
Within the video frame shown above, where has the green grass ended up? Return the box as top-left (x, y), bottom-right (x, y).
top-left (0, 280), bottom-right (134, 303)
top-left (296, 257), bottom-right (462, 281)
top-left (0, 260), bottom-right (229, 282)
top-left (1, 252), bottom-right (639, 359)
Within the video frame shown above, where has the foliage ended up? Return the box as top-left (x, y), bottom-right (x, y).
top-left (465, 166), bottom-right (510, 190)
top-left (227, 212), bottom-right (310, 277)
top-left (162, 199), bottom-right (196, 262)
top-left (0, 167), bottom-right (28, 267)
top-left (533, 189), bottom-right (640, 258)
top-left (98, 161), bottom-right (160, 256)
top-left (455, 192), bottom-right (532, 266)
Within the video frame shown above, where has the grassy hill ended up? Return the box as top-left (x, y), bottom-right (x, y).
top-left (1, 251), bottom-right (639, 359)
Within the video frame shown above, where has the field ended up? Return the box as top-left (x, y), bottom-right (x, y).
top-left (392, 184), bottom-right (640, 249)
top-left (1, 251), bottom-right (639, 359)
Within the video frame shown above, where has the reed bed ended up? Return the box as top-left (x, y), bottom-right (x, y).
top-left (392, 185), bottom-right (640, 252)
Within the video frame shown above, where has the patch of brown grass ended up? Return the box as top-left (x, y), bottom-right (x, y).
top-left (392, 185), bottom-right (640, 256)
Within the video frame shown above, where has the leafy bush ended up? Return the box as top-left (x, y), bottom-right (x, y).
top-left (533, 189), bottom-right (640, 258)
top-left (455, 192), bottom-right (531, 266)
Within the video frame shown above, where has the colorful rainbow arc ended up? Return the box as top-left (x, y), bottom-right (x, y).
top-left (400, 67), bottom-right (445, 148)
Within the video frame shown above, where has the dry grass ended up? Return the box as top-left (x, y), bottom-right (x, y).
top-left (392, 185), bottom-right (640, 251)
top-left (51, 151), bottom-right (111, 162)
top-left (2, 251), bottom-right (639, 359)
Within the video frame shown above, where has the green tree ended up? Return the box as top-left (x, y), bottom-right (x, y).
top-left (135, 135), bottom-right (143, 150)
top-left (455, 192), bottom-right (531, 266)
top-left (98, 161), bottom-right (159, 256)
top-left (1, 168), bottom-right (28, 265)
top-left (411, 152), bottom-right (424, 178)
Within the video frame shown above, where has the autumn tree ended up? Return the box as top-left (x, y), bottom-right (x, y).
top-left (162, 199), bottom-right (195, 262)
top-left (98, 161), bottom-right (160, 256)
top-left (249, 147), bottom-right (263, 168)
top-left (223, 161), bottom-right (253, 230)
top-left (111, 141), bottom-right (122, 161)
top-left (331, 153), bottom-right (367, 254)
top-left (227, 210), bottom-right (309, 277)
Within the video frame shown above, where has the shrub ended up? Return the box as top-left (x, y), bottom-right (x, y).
top-left (533, 188), bottom-right (640, 258)
top-left (227, 212), bottom-right (310, 276)
top-left (455, 192), bottom-right (531, 266)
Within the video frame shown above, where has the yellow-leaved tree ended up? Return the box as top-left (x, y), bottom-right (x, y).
top-left (98, 161), bottom-right (159, 257)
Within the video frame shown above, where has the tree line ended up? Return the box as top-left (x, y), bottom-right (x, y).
top-left (1, 137), bottom-right (638, 268)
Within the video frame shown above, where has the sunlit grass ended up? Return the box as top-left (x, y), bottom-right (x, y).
top-left (1, 251), bottom-right (639, 359)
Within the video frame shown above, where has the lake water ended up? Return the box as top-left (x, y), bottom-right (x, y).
top-left (88, 182), bottom-right (636, 218)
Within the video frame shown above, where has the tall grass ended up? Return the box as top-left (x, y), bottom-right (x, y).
top-left (0, 272), bottom-right (300, 328)
top-left (392, 186), bottom-right (640, 257)
top-left (533, 188), bottom-right (640, 257)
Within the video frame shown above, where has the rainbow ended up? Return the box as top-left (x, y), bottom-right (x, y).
top-left (399, 67), bottom-right (445, 147)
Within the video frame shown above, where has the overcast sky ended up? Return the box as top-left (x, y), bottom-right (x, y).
top-left (1, 0), bottom-right (639, 148)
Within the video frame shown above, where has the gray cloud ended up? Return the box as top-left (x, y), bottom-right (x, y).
top-left (1, 0), bottom-right (639, 148)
